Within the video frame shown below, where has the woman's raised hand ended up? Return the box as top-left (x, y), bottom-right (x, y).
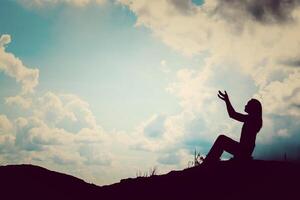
top-left (218, 90), bottom-right (229, 101)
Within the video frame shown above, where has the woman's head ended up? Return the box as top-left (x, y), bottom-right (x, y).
top-left (245, 98), bottom-right (263, 131)
top-left (244, 98), bottom-right (262, 117)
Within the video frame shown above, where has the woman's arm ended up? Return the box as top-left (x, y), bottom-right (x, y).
top-left (218, 90), bottom-right (248, 122)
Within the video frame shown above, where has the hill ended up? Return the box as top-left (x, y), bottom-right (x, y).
top-left (0, 164), bottom-right (100, 199)
top-left (1, 160), bottom-right (300, 200)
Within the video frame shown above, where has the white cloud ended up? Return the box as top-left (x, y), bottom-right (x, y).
top-left (157, 150), bottom-right (185, 166)
top-left (255, 71), bottom-right (300, 117)
top-left (79, 144), bottom-right (112, 166)
top-left (0, 134), bottom-right (15, 155)
top-left (8, 91), bottom-right (108, 154)
top-left (61, 94), bottom-right (98, 129)
top-left (119, 0), bottom-right (300, 117)
top-left (33, 92), bottom-right (98, 131)
top-left (0, 34), bottom-right (113, 180)
top-left (0, 115), bottom-right (13, 134)
top-left (19, 0), bottom-right (107, 7)
top-left (130, 112), bottom-right (191, 153)
top-left (1, 0), bottom-right (300, 184)
top-left (0, 34), bottom-right (11, 47)
top-left (166, 65), bottom-right (215, 111)
top-left (118, 0), bottom-right (300, 164)
top-left (0, 34), bottom-right (39, 94)
top-left (142, 114), bottom-right (166, 138)
top-left (50, 148), bottom-right (83, 165)
top-left (1, 91), bottom-right (112, 184)
top-left (14, 117), bottom-right (66, 151)
top-left (119, 1), bottom-right (300, 114)
top-left (0, 114), bottom-right (16, 155)
top-left (277, 129), bottom-right (290, 138)
top-left (35, 92), bottom-right (76, 126)
top-left (5, 95), bottom-right (32, 109)
top-left (160, 59), bottom-right (171, 74)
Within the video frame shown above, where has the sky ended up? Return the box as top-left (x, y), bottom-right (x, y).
top-left (0, 0), bottom-right (300, 185)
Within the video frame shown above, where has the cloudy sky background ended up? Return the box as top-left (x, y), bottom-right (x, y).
top-left (1, 0), bottom-right (300, 185)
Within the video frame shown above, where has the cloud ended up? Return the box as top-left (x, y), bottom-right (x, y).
top-left (18, 0), bottom-right (107, 7)
top-left (1, 91), bottom-right (111, 183)
top-left (119, 0), bottom-right (300, 163)
top-left (119, 0), bottom-right (300, 116)
top-left (14, 117), bottom-right (64, 151)
top-left (277, 128), bottom-right (289, 138)
top-left (75, 128), bottom-right (106, 143)
top-left (214, 0), bottom-right (300, 24)
top-left (157, 149), bottom-right (193, 169)
top-left (142, 114), bottom-right (167, 138)
top-left (166, 66), bottom-right (215, 111)
top-left (0, 34), bottom-right (11, 47)
top-left (157, 151), bottom-right (181, 165)
top-left (131, 112), bottom-right (192, 153)
top-left (32, 92), bottom-right (99, 132)
top-left (51, 153), bottom-right (80, 165)
top-left (60, 94), bottom-right (98, 129)
top-left (79, 144), bottom-right (112, 166)
top-left (7, 111), bottom-right (111, 171)
top-left (34, 92), bottom-right (76, 126)
top-left (0, 134), bottom-right (15, 153)
top-left (7, 91), bottom-right (108, 152)
top-left (280, 57), bottom-right (300, 67)
top-left (1, 0), bottom-right (300, 184)
top-left (255, 71), bottom-right (300, 116)
top-left (0, 34), bottom-right (39, 94)
top-left (254, 114), bottom-right (300, 160)
top-left (160, 59), bottom-right (171, 74)
top-left (0, 115), bottom-right (13, 134)
top-left (0, 115), bottom-right (15, 155)
top-left (5, 95), bottom-right (32, 109)
top-left (0, 34), bottom-right (111, 177)
top-left (169, 0), bottom-right (197, 15)
top-left (11, 114), bottom-right (111, 167)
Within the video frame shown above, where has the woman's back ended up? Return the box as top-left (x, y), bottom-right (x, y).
top-left (240, 115), bottom-right (262, 154)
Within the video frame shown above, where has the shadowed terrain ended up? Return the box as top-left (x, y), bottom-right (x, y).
top-left (1, 160), bottom-right (299, 200)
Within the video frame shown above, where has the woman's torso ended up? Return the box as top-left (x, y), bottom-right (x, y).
top-left (240, 117), bottom-right (261, 153)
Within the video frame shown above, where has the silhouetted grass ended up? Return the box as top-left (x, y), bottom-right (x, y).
top-left (136, 166), bottom-right (158, 178)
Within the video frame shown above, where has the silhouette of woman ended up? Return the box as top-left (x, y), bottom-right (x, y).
top-left (203, 90), bottom-right (263, 163)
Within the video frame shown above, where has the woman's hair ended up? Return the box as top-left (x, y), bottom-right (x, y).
top-left (248, 98), bottom-right (263, 130)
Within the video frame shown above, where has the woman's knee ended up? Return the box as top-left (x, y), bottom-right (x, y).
top-left (216, 135), bottom-right (234, 147)
top-left (217, 134), bottom-right (226, 141)
top-left (214, 135), bottom-right (225, 145)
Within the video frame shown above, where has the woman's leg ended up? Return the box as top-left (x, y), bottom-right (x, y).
top-left (204, 135), bottom-right (240, 163)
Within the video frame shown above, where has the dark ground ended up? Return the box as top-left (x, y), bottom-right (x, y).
top-left (1, 160), bottom-right (299, 200)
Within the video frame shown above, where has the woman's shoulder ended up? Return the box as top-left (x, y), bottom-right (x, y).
top-left (244, 115), bottom-right (260, 125)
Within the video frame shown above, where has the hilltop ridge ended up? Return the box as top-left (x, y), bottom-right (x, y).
top-left (1, 160), bottom-right (299, 200)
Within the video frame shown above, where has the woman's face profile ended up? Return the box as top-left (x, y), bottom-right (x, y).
top-left (244, 100), bottom-right (251, 113)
